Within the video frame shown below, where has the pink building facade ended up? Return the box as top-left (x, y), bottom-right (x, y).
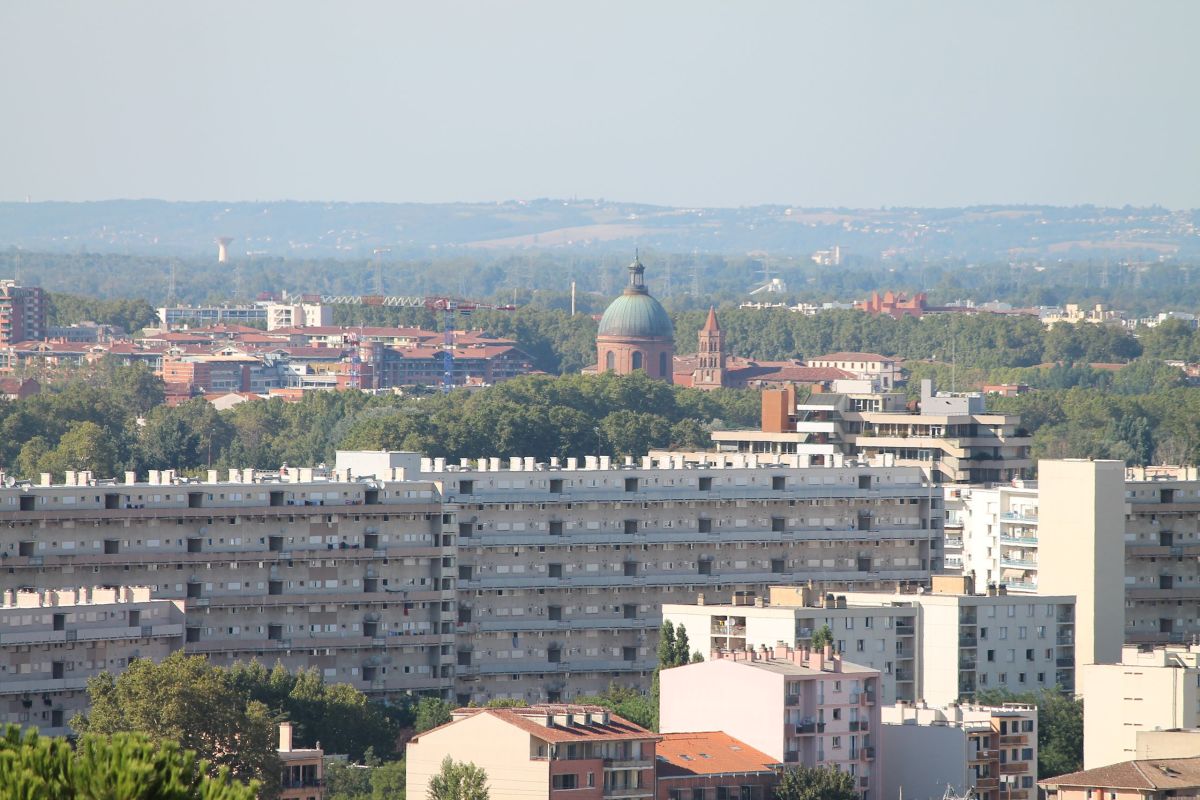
top-left (659, 645), bottom-right (882, 800)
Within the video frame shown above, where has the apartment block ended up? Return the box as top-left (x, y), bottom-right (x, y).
top-left (659, 646), bottom-right (882, 798)
top-left (874, 577), bottom-right (1077, 704)
top-left (409, 453), bottom-right (940, 704)
top-left (655, 731), bottom-right (781, 800)
top-left (0, 280), bottom-right (46, 344)
top-left (0, 467), bottom-right (457, 704)
top-left (666, 579), bottom-right (1074, 707)
top-left (711, 380), bottom-right (1032, 484)
top-left (1080, 644), bottom-right (1200, 769)
top-left (0, 586), bottom-right (184, 736)
top-left (947, 459), bottom-right (1200, 663)
top-left (881, 702), bottom-right (1037, 800)
top-left (406, 705), bottom-right (658, 800)
top-left (664, 586), bottom-right (920, 704)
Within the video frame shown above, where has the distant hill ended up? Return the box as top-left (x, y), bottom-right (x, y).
top-left (1, 199), bottom-right (1197, 260)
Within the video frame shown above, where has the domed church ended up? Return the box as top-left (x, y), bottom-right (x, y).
top-left (595, 254), bottom-right (675, 383)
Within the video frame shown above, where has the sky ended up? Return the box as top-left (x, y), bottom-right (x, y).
top-left (1, 1), bottom-right (1198, 209)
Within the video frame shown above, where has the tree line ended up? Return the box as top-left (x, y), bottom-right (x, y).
top-left (13, 248), bottom-right (1200, 318)
top-left (0, 367), bottom-right (761, 480)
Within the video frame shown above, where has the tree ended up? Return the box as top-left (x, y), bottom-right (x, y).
top-left (427, 756), bottom-right (488, 800)
top-left (0, 724), bottom-right (258, 800)
top-left (810, 625), bottom-right (834, 651)
top-left (974, 688), bottom-right (1082, 778)
top-left (657, 621), bottom-right (678, 668)
top-left (774, 765), bottom-right (857, 800)
top-left (414, 697), bottom-right (454, 732)
top-left (73, 652), bottom-right (280, 797)
top-left (673, 626), bottom-right (691, 667)
top-left (690, 651), bottom-right (705, 663)
top-left (369, 759), bottom-right (407, 800)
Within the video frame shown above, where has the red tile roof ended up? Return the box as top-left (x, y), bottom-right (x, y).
top-left (656, 732), bottom-right (780, 779)
top-left (809, 352), bottom-right (894, 363)
top-left (417, 705), bottom-right (657, 745)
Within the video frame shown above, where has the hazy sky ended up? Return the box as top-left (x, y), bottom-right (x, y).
top-left (2, 1), bottom-right (1198, 208)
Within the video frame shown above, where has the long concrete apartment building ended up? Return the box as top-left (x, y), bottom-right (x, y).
top-left (0, 464), bottom-right (458, 702)
top-left (406, 452), bottom-right (941, 704)
top-left (2, 450), bottom-right (942, 726)
top-left (0, 586), bottom-right (184, 736)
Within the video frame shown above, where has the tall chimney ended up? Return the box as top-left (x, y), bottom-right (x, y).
top-left (278, 721), bottom-right (293, 752)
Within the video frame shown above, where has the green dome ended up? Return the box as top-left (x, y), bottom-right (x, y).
top-left (597, 255), bottom-right (674, 339)
top-left (598, 291), bottom-right (674, 339)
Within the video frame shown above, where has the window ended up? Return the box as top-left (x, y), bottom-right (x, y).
top-left (857, 640), bottom-right (865, 652)
top-left (605, 351), bottom-right (615, 371)
top-left (553, 775), bottom-right (578, 790)
top-left (632, 352), bottom-right (644, 370)
top-left (831, 736), bottom-right (842, 749)
top-left (659, 351), bottom-right (668, 376)
top-left (999, 627), bottom-right (1008, 640)
top-left (987, 650), bottom-right (995, 662)
top-left (980, 627), bottom-right (988, 640)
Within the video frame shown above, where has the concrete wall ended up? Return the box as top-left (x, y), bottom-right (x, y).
top-left (1036, 459), bottom-right (1126, 671)
top-left (659, 659), bottom-right (785, 761)
top-left (1082, 660), bottom-right (1197, 768)
top-left (880, 722), bottom-right (968, 800)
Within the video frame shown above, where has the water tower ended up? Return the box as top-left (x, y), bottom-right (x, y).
top-left (216, 237), bottom-right (234, 263)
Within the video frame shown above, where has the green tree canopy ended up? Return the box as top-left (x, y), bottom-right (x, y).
top-left (427, 756), bottom-right (488, 800)
top-left (72, 652), bottom-right (280, 797)
top-left (0, 725), bottom-right (258, 800)
top-left (774, 765), bottom-right (857, 800)
top-left (413, 697), bottom-right (454, 733)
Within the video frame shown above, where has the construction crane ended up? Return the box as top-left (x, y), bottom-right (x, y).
top-left (304, 294), bottom-right (517, 392)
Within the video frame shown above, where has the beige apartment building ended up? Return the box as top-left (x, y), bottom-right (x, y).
top-left (0, 586), bottom-right (184, 736)
top-left (406, 705), bottom-right (658, 800)
top-left (1080, 644), bottom-right (1200, 769)
top-left (413, 453), bottom-right (940, 704)
top-left (711, 380), bottom-right (1032, 485)
top-left (278, 721), bottom-right (325, 800)
top-left (881, 702), bottom-right (1038, 800)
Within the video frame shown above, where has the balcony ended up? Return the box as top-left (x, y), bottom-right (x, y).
top-left (999, 734), bottom-right (1027, 747)
top-left (796, 722), bottom-right (824, 735)
top-left (976, 779), bottom-right (999, 790)
top-left (1000, 556), bottom-right (1038, 569)
top-left (1001, 512), bottom-right (1038, 524)
top-left (1000, 762), bottom-right (1027, 775)
top-left (1000, 535), bottom-right (1038, 546)
top-left (1056, 657), bottom-right (1074, 668)
top-left (959, 634), bottom-right (978, 647)
top-left (861, 747), bottom-right (875, 761)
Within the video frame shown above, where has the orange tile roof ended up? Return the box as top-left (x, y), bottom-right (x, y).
top-left (656, 732), bottom-right (780, 778)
